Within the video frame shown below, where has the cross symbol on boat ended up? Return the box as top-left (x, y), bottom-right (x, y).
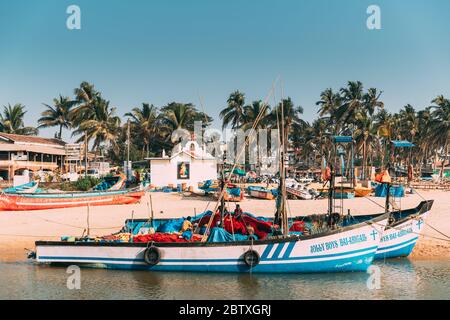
top-left (416, 219), bottom-right (423, 230)
top-left (370, 230), bottom-right (378, 240)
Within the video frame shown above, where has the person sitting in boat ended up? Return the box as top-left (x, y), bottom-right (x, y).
top-left (135, 170), bottom-right (141, 183)
top-left (271, 224), bottom-right (282, 236)
top-left (234, 204), bottom-right (243, 218)
top-left (180, 216), bottom-right (193, 232)
top-left (217, 205), bottom-right (229, 221)
top-left (246, 226), bottom-right (257, 240)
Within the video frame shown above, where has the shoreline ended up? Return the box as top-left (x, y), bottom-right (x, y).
top-left (1, 190), bottom-right (449, 262)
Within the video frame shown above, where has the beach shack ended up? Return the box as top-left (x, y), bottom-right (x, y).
top-left (0, 133), bottom-right (67, 183)
top-left (147, 140), bottom-right (217, 189)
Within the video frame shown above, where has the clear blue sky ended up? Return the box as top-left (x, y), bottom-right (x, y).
top-left (1, 0), bottom-right (450, 142)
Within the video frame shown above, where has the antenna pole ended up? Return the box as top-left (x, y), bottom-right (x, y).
top-left (127, 119), bottom-right (131, 181)
top-left (84, 134), bottom-right (88, 178)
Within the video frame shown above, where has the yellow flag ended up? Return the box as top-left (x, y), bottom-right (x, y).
top-left (377, 126), bottom-right (390, 137)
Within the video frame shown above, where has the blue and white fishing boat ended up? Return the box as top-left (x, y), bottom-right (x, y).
top-left (33, 213), bottom-right (388, 273)
top-left (117, 198), bottom-right (432, 262)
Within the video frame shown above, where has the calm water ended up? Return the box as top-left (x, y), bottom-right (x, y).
top-left (1, 260), bottom-right (449, 299)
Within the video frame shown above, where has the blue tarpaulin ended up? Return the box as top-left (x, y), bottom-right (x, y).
top-left (333, 136), bottom-right (353, 143)
top-left (392, 140), bottom-right (415, 148)
top-left (375, 184), bottom-right (405, 197)
top-left (207, 227), bottom-right (252, 242)
top-left (228, 187), bottom-right (241, 197)
top-left (157, 218), bottom-right (184, 233)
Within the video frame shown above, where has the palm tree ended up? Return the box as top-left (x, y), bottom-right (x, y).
top-left (270, 97), bottom-right (307, 144)
top-left (160, 102), bottom-right (212, 144)
top-left (334, 81), bottom-right (365, 132)
top-left (38, 95), bottom-right (76, 139)
top-left (293, 119), bottom-right (331, 168)
top-left (316, 88), bottom-right (342, 134)
top-left (415, 107), bottom-right (433, 175)
top-left (241, 100), bottom-right (270, 131)
top-left (353, 111), bottom-right (380, 178)
top-left (239, 100), bottom-right (271, 171)
top-left (0, 104), bottom-right (38, 135)
top-left (220, 90), bottom-right (246, 130)
top-left (374, 109), bottom-right (395, 166)
top-left (398, 104), bottom-right (419, 142)
top-left (125, 103), bottom-right (160, 157)
top-left (429, 95), bottom-right (450, 178)
top-left (71, 81), bottom-right (100, 127)
top-left (363, 88), bottom-right (384, 116)
top-left (72, 97), bottom-right (121, 154)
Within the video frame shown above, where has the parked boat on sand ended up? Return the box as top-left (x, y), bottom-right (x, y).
top-left (2, 181), bottom-right (40, 194)
top-left (0, 188), bottom-right (144, 211)
top-left (93, 174), bottom-right (126, 191)
top-left (354, 186), bottom-right (372, 197)
top-left (247, 186), bottom-right (277, 200)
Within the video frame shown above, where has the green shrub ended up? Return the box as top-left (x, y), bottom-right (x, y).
top-left (60, 182), bottom-right (77, 191)
top-left (75, 176), bottom-right (100, 191)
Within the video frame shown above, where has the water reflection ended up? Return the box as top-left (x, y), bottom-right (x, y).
top-left (0, 259), bottom-right (449, 299)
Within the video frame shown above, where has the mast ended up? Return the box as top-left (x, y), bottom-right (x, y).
top-left (126, 119), bottom-right (131, 181)
top-left (220, 151), bottom-right (226, 227)
top-left (327, 164), bottom-right (334, 216)
top-left (84, 133), bottom-right (88, 178)
top-left (274, 92), bottom-right (288, 237)
top-left (200, 78), bottom-right (279, 242)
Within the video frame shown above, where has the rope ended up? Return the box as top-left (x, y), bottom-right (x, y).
top-left (412, 187), bottom-right (428, 202)
top-left (422, 219), bottom-right (450, 240)
top-left (362, 195), bottom-right (388, 210)
top-left (0, 233), bottom-right (60, 238)
top-left (25, 214), bottom-right (123, 230)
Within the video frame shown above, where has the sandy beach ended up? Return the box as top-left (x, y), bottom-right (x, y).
top-left (1, 190), bottom-right (449, 262)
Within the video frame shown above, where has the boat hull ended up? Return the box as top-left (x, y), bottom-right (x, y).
top-left (121, 201), bottom-right (433, 260)
top-left (35, 215), bottom-right (388, 273)
top-left (375, 212), bottom-right (428, 259)
top-left (0, 190), bottom-right (144, 211)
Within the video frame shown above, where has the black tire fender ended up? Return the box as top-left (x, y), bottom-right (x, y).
top-left (243, 250), bottom-right (260, 268)
top-left (143, 246), bottom-right (161, 266)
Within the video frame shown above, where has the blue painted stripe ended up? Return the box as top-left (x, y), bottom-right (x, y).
top-left (271, 242), bottom-right (286, 260)
top-left (283, 246), bottom-right (377, 261)
top-left (38, 246), bottom-right (378, 264)
top-left (63, 252), bottom-right (377, 273)
top-left (375, 243), bottom-right (416, 259)
top-left (260, 243), bottom-right (274, 260)
top-left (378, 237), bottom-right (418, 251)
top-left (282, 242), bottom-right (296, 259)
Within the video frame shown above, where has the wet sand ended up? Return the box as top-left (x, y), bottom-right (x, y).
top-left (1, 190), bottom-right (449, 262)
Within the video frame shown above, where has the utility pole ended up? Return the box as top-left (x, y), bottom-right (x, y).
top-left (84, 133), bottom-right (88, 178)
top-left (127, 119), bottom-right (131, 181)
